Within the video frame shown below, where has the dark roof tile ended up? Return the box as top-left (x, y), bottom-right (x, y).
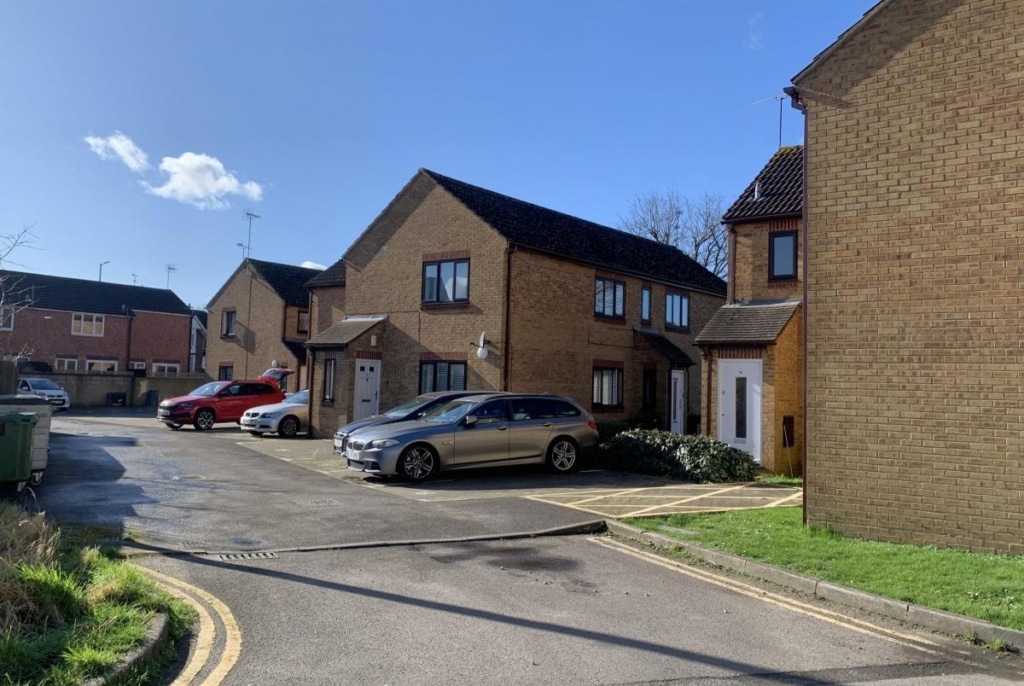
top-left (423, 170), bottom-right (726, 296)
top-left (0, 270), bottom-right (191, 316)
top-left (248, 259), bottom-right (322, 307)
top-left (307, 317), bottom-right (385, 348)
top-left (634, 328), bottom-right (695, 366)
top-left (306, 258), bottom-right (346, 288)
top-left (722, 146), bottom-right (803, 223)
top-left (695, 300), bottom-right (801, 345)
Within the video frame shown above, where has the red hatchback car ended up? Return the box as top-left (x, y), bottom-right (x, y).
top-left (157, 380), bottom-right (286, 431)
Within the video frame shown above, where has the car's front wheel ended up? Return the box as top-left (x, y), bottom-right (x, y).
top-left (194, 409), bottom-right (215, 431)
top-left (278, 416), bottom-right (300, 438)
top-left (398, 444), bottom-right (437, 482)
top-left (167, 423), bottom-right (183, 431)
top-left (547, 437), bottom-right (579, 474)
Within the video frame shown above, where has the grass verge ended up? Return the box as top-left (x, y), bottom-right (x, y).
top-left (1, 502), bottom-right (195, 685)
top-left (623, 506), bottom-right (1024, 632)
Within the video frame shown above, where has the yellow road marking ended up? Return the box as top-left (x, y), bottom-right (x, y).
top-left (588, 537), bottom-right (941, 653)
top-left (766, 490), bottom-right (803, 507)
top-left (621, 483), bottom-right (754, 518)
top-left (140, 566), bottom-right (243, 685)
top-left (567, 487), bottom-right (658, 506)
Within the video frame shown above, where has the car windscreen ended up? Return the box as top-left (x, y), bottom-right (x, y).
top-left (382, 396), bottom-right (431, 418)
top-left (190, 382), bottom-right (226, 397)
top-left (286, 390), bottom-right (309, 405)
top-left (29, 379), bottom-right (61, 391)
top-left (421, 399), bottom-right (476, 424)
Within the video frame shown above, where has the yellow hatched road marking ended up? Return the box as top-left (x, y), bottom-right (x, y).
top-left (588, 537), bottom-right (942, 653)
top-left (140, 566), bottom-right (244, 686)
top-left (766, 491), bottom-right (803, 507)
top-left (621, 483), bottom-right (753, 518)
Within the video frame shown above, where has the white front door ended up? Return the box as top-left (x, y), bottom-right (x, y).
top-left (669, 370), bottom-right (685, 434)
top-left (718, 360), bottom-right (762, 464)
top-left (353, 359), bottom-right (381, 421)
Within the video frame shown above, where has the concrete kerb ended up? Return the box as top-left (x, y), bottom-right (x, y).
top-left (84, 613), bottom-right (168, 686)
top-left (604, 519), bottom-right (1024, 652)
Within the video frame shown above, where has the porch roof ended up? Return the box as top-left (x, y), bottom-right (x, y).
top-left (306, 316), bottom-right (385, 349)
top-left (695, 299), bottom-right (801, 346)
top-left (633, 328), bottom-right (695, 366)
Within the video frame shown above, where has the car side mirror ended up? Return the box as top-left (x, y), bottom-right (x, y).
top-left (463, 415), bottom-right (478, 427)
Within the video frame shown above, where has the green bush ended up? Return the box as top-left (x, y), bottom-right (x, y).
top-left (596, 420), bottom-right (631, 443)
top-left (605, 429), bottom-right (757, 483)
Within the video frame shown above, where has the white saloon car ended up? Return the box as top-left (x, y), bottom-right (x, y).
top-left (240, 389), bottom-right (309, 437)
top-left (17, 377), bottom-right (71, 411)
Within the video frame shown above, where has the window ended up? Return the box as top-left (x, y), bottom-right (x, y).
top-left (471, 400), bottom-right (508, 424)
top-left (642, 369), bottom-right (657, 410)
top-left (0, 306), bottom-right (13, 331)
top-left (769, 231), bottom-right (798, 281)
top-left (129, 361), bottom-right (146, 370)
top-left (86, 359), bottom-right (117, 373)
top-left (641, 286), bottom-right (651, 324)
top-left (221, 310), bottom-right (237, 337)
top-left (323, 358), bottom-right (336, 403)
top-left (218, 365), bottom-right (234, 381)
top-left (510, 398), bottom-right (581, 421)
top-left (665, 293), bottom-right (689, 329)
top-left (419, 361), bottom-right (467, 394)
top-left (422, 259), bottom-right (470, 303)
top-left (298, 311), bottom-right (310, 334)
top-left (735, 376), bottom-right (748, 439)
top-left (594, 277), bottom-right (625, 318)
top-left (152, 363), bottom-right (180, 377)
top-left (55, 357), bottom-right (78, 372)
top-left (72, 313), bottom-right (104, 337)
top-left (592, 367), bottom-right (624, 409)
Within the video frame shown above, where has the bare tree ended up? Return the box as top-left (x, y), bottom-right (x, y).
top-left (0, 226), bottom-right (36, 361)
top-left (618, 191), bottom-right (727, 279)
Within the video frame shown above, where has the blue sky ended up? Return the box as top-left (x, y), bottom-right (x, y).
top-left (0, 1), bottom-right (873, 309)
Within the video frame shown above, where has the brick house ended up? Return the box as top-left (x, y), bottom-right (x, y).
top-left (0, 269), bottom-right (192, 375)
top-left (306, 169), bottom-right (726, 436)
top-left (696, 146), bottom-right (803, 474)
top-left (205, 259), bottom-right (322, 391)
top-left (787, 0), bottom-right (1024, 552)
top-left (189, 309), bottom-right (207, 373)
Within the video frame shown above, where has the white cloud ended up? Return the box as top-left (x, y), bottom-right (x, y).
top-left (301, 261), bottom-right (327, 270)
top-left (84, 131), bottom-right (150, 173)
top-left (142, 152), bottom-right (263, 210)
top-left (745, 11), bottom-right (766, 51)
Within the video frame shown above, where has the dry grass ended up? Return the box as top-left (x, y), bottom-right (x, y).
top-left (0, 501), bottom-right (62, 633)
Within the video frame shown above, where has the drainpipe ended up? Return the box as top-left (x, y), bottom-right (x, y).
top-left (785, 85), bottom-right (809, 525)
top-left (703, 348), bottom-right (712, 436)
top-left (727, 225), bottom-right (737, 304)
top-left (502, 244), bottom-right (517, 391)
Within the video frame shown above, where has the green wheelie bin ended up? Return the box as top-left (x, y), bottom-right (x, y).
top-left (0, 412), bottom-right (38, 488)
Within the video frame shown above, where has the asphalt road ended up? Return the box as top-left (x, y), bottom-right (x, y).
top-left (26, 416), bottom-right (1024, 685)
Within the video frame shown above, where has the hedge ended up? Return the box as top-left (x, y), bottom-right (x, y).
top-left (604, 429), bottom-right (757, 483)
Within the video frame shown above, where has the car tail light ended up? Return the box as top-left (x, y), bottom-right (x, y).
top-left (588, 419), bottom-right (597, 431)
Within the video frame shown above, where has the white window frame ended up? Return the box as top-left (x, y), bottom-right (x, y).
top-left (592, 367), bottom-right (624, 409)
top-left (0, 306), bottom-right (13, 331)
top-left (129, 361), bottom-right (146, 370)
top-left (323, 358), bottom-right (337, 402)
top-left (55, 356), bottom-right (78, 372)
top-left (152, 363), bottom-right (180, 376)
top-left (86, 359), bottom-right (118, 373)
top-left (72, 312), bottom-right (105, 337)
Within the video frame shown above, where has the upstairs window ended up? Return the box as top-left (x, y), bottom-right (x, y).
top-left (221, 310), bottom-right (237, 337)
top-left (423, 259), bottom-right (469, 303)
top-left (769, 231), bottom-right (798, 281)
top-left (594, 277), bottom-right (625, 318)
top-left (72, 313), bottom-right (104, 337)
top-left (0, 306), bottom-right (13, 331)
top-left (665, 293), bottom-right (689, 330)
top-left (298, 311), bottom-right (310, 334)
top-left (641, 286), bottom-right (652, 324)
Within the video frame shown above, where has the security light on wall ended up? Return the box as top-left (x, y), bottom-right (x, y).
top-left (472, 332), bottom-right (490, 360)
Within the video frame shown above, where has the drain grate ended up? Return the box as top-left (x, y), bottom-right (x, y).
top-left (216, 552), bottom-right (279, 561)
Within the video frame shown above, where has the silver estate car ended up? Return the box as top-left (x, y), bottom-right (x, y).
top-left (345, 393), bottom-right (598, 481)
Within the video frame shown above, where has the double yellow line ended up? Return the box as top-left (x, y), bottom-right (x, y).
top-left (588, 536), bottom-right (944, 654)
top-left (140, 566), bottom-right (243, 686)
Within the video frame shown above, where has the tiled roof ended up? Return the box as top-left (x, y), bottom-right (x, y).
top-left (0, 269), bottom-right (191, 316)
top-left (248, 259), bottom-right (322, 307)
top-left (283, 339), bottom-right (308, 361)
top-left (306, 258), bottom-right (346, 288)
top-left (307, 316), bottom-right (385, 349)
top-left (722, 146), bottom-right (803, 223)
top-left (634, 328), bottom-right (695, 366)
top-left (423, 170), bottom-right (726, 296)
top-left (695, 299), bottom-right (801, 345)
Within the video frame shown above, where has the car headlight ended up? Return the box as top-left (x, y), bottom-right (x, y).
top-left (261, 411), bottom-right (282, 419)
top-left (369, 439), bottom-right (399, 449)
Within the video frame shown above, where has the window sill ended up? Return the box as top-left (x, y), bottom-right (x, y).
top-left (220, 334), bottom-right (237, 339)
top-left (767, 277), bottom-right (798, 284)
top-left (592, 405), bottom-right (624, 412)
top-left (594, 315), bottom-right (626, 324)
top-left (665, 325), bottom-right (691, 334)
top-left (421, 301), bottom-right (471, 311)
top-left (321, 400), bottom-right (335, 406)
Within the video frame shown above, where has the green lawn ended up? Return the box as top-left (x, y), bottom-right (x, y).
top-left (1, 503), bottom-right (195, 685)
top-left (624, 507), bottom-right (1024, 632)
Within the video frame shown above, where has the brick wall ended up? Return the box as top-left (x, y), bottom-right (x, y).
top-left (206, 268), bottom-right (305, 381)
top-left (0, 306), bottom-right (190, 372)
top-left (797, 0), bottom-right (1023, 552)
top-left (310, 286), bottom-right (345, 335)
top-left (731, 218), bottom-right (802, 303)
